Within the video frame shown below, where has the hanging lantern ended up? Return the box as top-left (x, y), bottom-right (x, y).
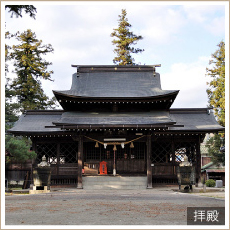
top-left (130, 142), bottom-right (134, 148)
top-left (95, 142), bottom-right (99, 148)
top-left (113, 144), bottom-right (117, 151)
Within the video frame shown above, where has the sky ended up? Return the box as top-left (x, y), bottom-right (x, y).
top-left (3, 1), bottom-right (229, 108)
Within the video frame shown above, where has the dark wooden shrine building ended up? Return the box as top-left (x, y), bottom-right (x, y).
top-left (8, 65), bottom-right (224, 188)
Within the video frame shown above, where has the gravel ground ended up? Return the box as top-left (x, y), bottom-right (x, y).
top-left (5, 186), bottom-right (225, 226)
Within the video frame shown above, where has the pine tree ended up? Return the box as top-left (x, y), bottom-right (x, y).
top-left (10, 29), bottom-right (56, 112)
top-left (5, 135), bottom-right (37, 163)
top-left (5, 78), bottom-right (20, 125)
top-left (206, 41), bottom-right (225, 127)
top-left (5, 31), bottom-right (21, 125)
top-left (5, 5), bottom-right (37, 19)
top-left (5, 6), bottom-right (38, 164)
top-left (111, 9), bottom-right (144, 65)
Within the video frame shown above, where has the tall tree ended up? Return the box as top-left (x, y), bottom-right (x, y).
top-left (5, 5), bottom-right (37, 121)
top-left (206, 41), bottom-right (225, 127)
top-left (10, 29), bottom-right (56, 112)
top-left (5, 31), bottom-right (12, 73)
top-left (111, 9), bottom-right (144, 65)
top-left (5, 5), bottom-right (38, 165)
top-left (5, 5), bottom-right (37, 19)
top-left (206, 41), bottom-right (225, 166)
top-left (206, 134), bottom-right (225, 166)
top-left (5, 31), bottom-right (22, 124)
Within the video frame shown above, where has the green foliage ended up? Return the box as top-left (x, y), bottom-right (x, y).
top-left (206, 133), bottom-right (225, 166)
top-left (205, 179), bottom-right (216, 187)
top-left (5, 31), bottom-right (21, 124)
top-left (206, 41), bottom-right (225, 127)
top-left (5, 135), bottom-right (37, 163)
top-left (5, 5), bottom-right (40, 165)
top-left (111, 9), bottom-right (144, 65)
top-left (5, 31), bottom-right (11, 73)
top-left (5, 5), bottom-right (37, 19)
top-left (5, 78), bottom-right (20, 125)
top-left (9, 29), bottom-right (56, 112)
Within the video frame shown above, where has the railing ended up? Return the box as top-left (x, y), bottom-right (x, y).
top-left (50, 163), bottom-right (78, 175)
top-left (152, 163), bottom-right (178, 176)
top-left (51, 178), bottom-right (77, 185)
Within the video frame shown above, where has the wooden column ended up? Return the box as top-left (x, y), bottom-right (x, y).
top-left (171, 137), bottom-right (176, 175)
top-left (31, 139), bottom-right (37, 186)
top-left (147, 135), bottom-right (152, 189)
top-left (195, 135), bottom-right (201, 187)
top-left (57, 143), bottom-right (60, 176)
top-left (77, 135), bottom-right (83, 189)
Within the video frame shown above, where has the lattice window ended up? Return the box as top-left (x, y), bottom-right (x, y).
top-left (84, 142), bottom-right (146, 161)
top-left (36, 143), bottom-right (57, 164)
top-left (131, 142), bottom-right (146, 160)
top-left (174, 142), bottom-right (197, 163)
top-left (105, 142), bottom-right (145, 160)
top-left (84, 142), bottom-right (101, 160)
top-left (151, 142), bottom-right (171, 163)
top-left (115, 145), bottom-right (124, 160)
top-left (60, 143), bottom-right (78, 163)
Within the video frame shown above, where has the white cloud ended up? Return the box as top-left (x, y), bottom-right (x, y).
top-left (132, 6), bottom-right (187, 44)
top-left (205, 16), bottom-right (225, 35)
top-left (183, 4), bottom-right (225, 35)
top-left (161, 56), bottom-right (211, 108)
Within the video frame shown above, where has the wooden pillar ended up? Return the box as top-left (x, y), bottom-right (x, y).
top-left (171, 137), bottom-right (176, 175)
top-left (77, 135), bottom-right (83, 189)
top-left (147, 135), bottom-right (152, 189)
top-left (31, 139), bottom-right (37, 186)
top-left (57, 143), bottom-right (60, 176)
top-left (195, 135), bottom-right (201, 187)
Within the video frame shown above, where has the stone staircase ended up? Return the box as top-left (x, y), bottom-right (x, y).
top-left (82, 176), bottom-right (147, 190)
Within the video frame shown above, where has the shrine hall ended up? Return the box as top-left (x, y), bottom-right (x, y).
top-left (8, 65), bottom-right (224, 189)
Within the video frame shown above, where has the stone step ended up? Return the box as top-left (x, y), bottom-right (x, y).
top-left (83, 185), bottom-right (146, 190)
top-left (84, 181), bottom-right (146, 185)
top-left (82, 176), bottom-right (147, 190)
top-left (83, 176), bottom-right (146, 182)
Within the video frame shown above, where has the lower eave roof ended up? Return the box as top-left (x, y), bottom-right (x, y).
top-left (8, 108), bottom-right (224, 135)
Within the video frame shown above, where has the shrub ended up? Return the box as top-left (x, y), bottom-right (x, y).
top-left (205, 179), bottom-right (216, 187)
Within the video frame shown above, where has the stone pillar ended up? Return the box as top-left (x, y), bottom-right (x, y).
top-left (77, 135), bottom-right (83, 189)
top-left (147, 135), bottom-right (152, 188)
top-left (195, 136), bottom-right (201, 187)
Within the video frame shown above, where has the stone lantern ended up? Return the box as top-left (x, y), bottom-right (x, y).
top-left (30, 155), bottom-right (51, 194)
top-left (176, 155), bottom-right (196, 191)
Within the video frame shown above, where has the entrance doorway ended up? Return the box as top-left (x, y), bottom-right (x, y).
top-left (83, 142), bottom-right (146, 175)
